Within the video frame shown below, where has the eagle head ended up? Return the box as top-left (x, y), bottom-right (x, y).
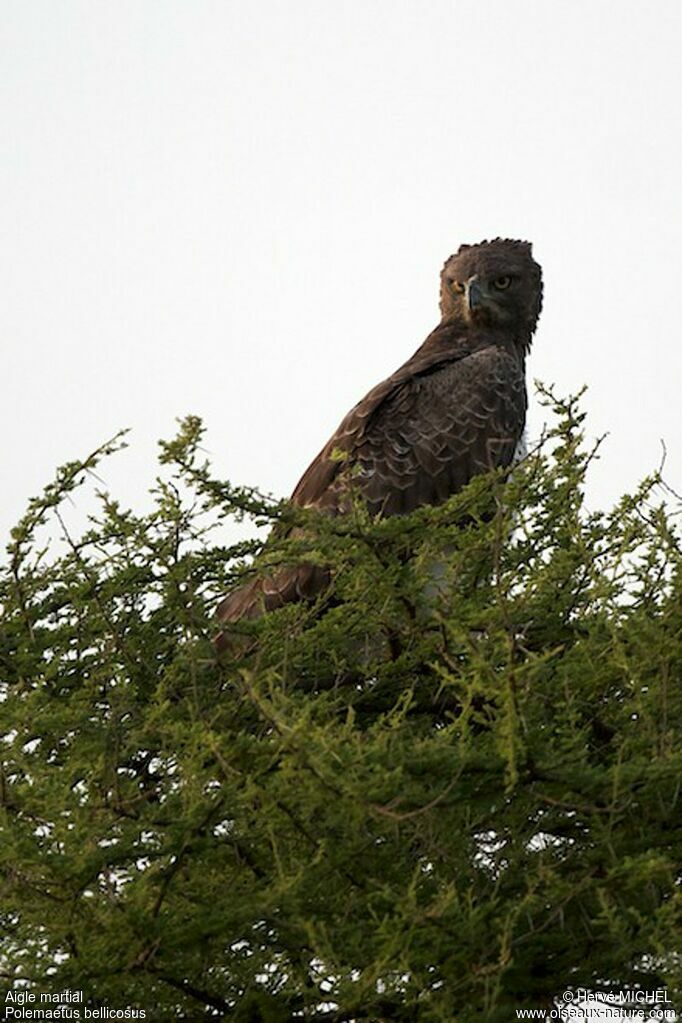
top-left (439, 238), bottom-right (543, 349)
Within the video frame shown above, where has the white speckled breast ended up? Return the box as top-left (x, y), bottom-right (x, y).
top-left (512, 430), bottom-right (527, 464)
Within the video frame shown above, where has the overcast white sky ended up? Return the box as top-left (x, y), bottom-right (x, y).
top-left (3, 0), bottom-right (681, 543)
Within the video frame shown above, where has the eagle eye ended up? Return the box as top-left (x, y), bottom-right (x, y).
top-left (493, 275), bottom-right (512, 290)
top-left (451, 281), bottom-right (465, 293)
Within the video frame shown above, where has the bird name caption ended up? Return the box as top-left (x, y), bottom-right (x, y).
top-left (4, 990), bottom-right (146, 1020)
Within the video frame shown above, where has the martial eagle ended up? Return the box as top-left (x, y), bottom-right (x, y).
top-left (215, 238), bottom-right (543, 645)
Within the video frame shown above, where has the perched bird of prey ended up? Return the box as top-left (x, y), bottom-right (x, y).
top-left (215, 238), bottom-right (542, 643)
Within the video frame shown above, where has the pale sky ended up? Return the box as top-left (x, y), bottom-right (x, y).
top-left (3, 0), bottom-right (681, 544)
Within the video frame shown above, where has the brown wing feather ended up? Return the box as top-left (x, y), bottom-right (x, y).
top-left (216, 325), bottom-right (526, 631)
top-left (292, 325), bottom-right (476, 509)
top-left (351, 344), bottom-right (525, 516)
top-left (215, 560), bottom-right (331, 631)
top-left (293, 327), bottom-right (526, 516)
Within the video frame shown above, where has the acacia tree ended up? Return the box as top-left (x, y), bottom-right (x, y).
top-left (1, 391), bottom-right (682, 1022)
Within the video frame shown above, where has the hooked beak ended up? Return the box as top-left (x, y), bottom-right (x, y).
top-left (465, 277), bottom-right (483, 312)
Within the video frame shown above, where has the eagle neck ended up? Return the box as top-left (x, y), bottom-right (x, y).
top-left (424, 323), bottom-right (528, 362)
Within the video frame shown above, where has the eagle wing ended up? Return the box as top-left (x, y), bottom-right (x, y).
top-left (216, 330), bottom-right (526, 630)
top-left (292, 335), bottom-right (527, 515)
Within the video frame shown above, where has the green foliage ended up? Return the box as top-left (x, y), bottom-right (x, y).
top-left (2, 390), bottom-right (682, 1021)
